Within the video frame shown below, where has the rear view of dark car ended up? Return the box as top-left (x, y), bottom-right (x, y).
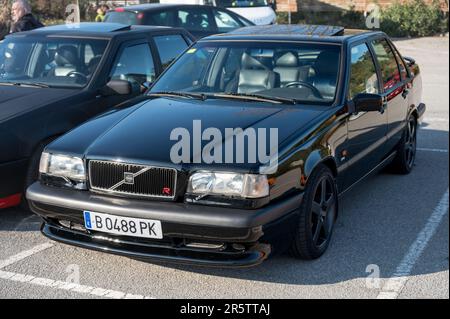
top-left (105, 4), bottom-right (254, 39)
top-left (0, 23), bottom-right (193, 209)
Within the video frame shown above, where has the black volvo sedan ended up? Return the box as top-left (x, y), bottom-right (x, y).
top-left (0, 23), bottom-right (194, 209)
top-left (27, 25), bottom-right (426, 267)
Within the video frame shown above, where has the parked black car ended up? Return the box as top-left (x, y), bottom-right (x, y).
top-left (0, 23), bottom-right (194, 209)
top-left (104, 4), bottom-right (254, 39)
top-left (27, 25), bottom-right (425, 267)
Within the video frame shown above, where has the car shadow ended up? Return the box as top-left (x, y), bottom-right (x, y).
top-left (0, 207), bottom-right (41, 232)
top-left (140, 127), bottom-right (449, 285)
top-left (148, 166), bottom-right (448, 285)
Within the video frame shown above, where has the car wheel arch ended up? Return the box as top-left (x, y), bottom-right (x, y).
top-left (303, 150), bottom-right (338, 181)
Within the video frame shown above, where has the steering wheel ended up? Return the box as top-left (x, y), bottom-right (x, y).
top-left (285, 81), bottom-right (323, 99)
top-left (67, 71), bottom-right (88, 81)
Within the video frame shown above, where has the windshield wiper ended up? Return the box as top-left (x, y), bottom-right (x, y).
top-left (0, 82), bottom-right (50, 88)
top-left (19, 82), bottom-right (50, 88)
top-left (148, 91), bottom-right (207, 101)
top-left (210, 93), bottom-right (297, 105)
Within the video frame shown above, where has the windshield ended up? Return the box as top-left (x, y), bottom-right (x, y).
top-left (150, 42), bottom-right (341, 104)
top-left (216, 0), bottom-right (270, 7)
top-left (0, 36), bottom-right (108, 88)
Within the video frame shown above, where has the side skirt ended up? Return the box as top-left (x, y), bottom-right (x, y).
top-left (338, 151), bottom-right (398, 200)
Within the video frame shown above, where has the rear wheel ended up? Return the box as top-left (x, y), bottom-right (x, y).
top-left (390, 115), bottom-right (417, 174)
top-left (290, 164), bottom-right (338, 260)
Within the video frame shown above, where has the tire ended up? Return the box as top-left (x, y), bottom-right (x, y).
top-left (20, 141), bottom-right (50, 210)
top-left (390, 115), bottom-right (417, 175)
top-left (289, 164), bottom-right (338, 260)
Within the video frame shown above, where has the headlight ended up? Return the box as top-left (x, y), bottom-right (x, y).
top-left (39, 152), bottom-right (86, 182)
top-left (187, 172), bottom-right (269, 199)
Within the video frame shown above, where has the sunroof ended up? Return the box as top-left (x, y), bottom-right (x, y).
top-left (228, 25), bottom-right (345, 37)
top-left (34, 23), bottom-right (131, 33)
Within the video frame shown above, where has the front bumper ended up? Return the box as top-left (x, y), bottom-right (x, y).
top-left (27, 183), bottom-right (302, 267)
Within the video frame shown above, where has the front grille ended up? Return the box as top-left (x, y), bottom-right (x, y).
top-left (88, 160), bottom-right (177, 199)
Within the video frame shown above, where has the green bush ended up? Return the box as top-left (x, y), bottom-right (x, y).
top-left (277, 8), bottom-right (366, 30)
top-left (381, 0), bottom-right (447, 37)
top-left (276, 0), bottom-right (447, 38)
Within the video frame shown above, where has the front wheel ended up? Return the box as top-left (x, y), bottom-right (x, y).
top-left (21, 140), bottom-right (54, 210)
top-left (289, 164), bottom-right (338, 260)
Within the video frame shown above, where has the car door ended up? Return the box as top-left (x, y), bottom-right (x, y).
top-left (91, 39), bottom-right (158, 113)
top-left (369, 38), bottom-right (409, 152)
top-left (343, 41), bottom-right (388, 189)
top-left (110, 39), bottom-right (158, 95)
top-left (176, 6), bottom-right (217, 39)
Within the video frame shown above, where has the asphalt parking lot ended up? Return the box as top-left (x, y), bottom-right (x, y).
top-left (0, 37), bottom-right (448, 299)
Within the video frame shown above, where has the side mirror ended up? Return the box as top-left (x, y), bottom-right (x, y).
top-left (353, 93), bottom-right (384, 113)
top-left (101, 80), bottom-right (139, 96)
top-left (403, 56), bottom-right (416, 67)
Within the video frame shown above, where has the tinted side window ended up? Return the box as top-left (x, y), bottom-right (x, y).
top-left (213, 9), bottom-right (241, 32)
top-left (177, 9), bottom-right (214, 32)
top-left (348, 43), bottom-right (380, 99)
top-left (392, 45), bottom-right (408, 80)
top-left (1, 42), bottom-right (32, 77)
top-left (154, 35), bottom-right (188, 69)
top-left (110, 43), bottom-right (155, 85)
top-left (370, 39), bottom-right (401, 91)
top-left (145, 10), bottom-right (175, 26)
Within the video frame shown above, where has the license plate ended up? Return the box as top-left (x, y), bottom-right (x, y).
top-left (83, 211), bottom-right (163, 240)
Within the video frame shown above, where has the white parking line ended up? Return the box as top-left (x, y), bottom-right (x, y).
top-left (0, 243), bottom-right (155, 299)
top-left (422, 118), bottom-right (449, 123)
top-left (0, 243), bottom-right (54, 269)
top-left (0, 270), bottom-right (155, 299)
top-left (377, 189), bottom-right (449, 299)
top-left (13, 214), bottom-right (41, 231)
top-left (417, 148), bottom-right (449, 153)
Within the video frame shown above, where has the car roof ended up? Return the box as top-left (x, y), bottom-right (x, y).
top-left (6, 22), bottom-right (187, 39)
top-left (201, 24), bottom-right (383, 44)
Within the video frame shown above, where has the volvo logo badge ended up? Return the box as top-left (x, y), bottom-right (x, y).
top-left (124, 172), bottom-right (135, 185)
top-left (108, 167), bottom-right (150, 191)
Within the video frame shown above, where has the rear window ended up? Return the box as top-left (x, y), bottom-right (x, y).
top-left (105, 11), bottom-right (139, 25)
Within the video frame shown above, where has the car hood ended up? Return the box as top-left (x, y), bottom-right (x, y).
top-left (49, 97), bottom-right (328, 170)
top-left (0, 85), bottom-right (78, 122)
